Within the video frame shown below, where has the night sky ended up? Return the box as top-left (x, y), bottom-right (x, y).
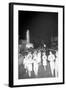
top-left (19, 11), bottom-right (58, 44)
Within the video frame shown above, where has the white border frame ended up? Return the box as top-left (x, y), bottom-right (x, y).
top-left (13, 4), bottom-right (63, 86)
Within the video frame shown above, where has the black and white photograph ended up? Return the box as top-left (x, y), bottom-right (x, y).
top-left (18, 11), bottom-right (58, 79)
top-left (9, 3), bottom-right (64, 87)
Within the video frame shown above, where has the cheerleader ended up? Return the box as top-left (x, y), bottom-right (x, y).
top-left (48, 51), bottom-right (55, 76)
top-left (33, 51), bottom-right (39, 76)
top-left (42, 52), bottom-right (47, 70)
top-left (27, 52), bottom-right (33, 77)
top-left (37, 50), bottom-right (41, 65)
top-left (23, 54), bottom-right (28, 73)
top-left (55, 51), bottom-right (58, 77)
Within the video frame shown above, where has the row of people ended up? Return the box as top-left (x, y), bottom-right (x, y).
top-left (23, 50), bottom-right (58, 77)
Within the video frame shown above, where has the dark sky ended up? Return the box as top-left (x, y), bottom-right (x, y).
top-left (19, 10), bottom-right (58, 44)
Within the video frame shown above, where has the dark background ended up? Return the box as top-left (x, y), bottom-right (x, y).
top-left (19, 10), bottom-right (58, 44)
